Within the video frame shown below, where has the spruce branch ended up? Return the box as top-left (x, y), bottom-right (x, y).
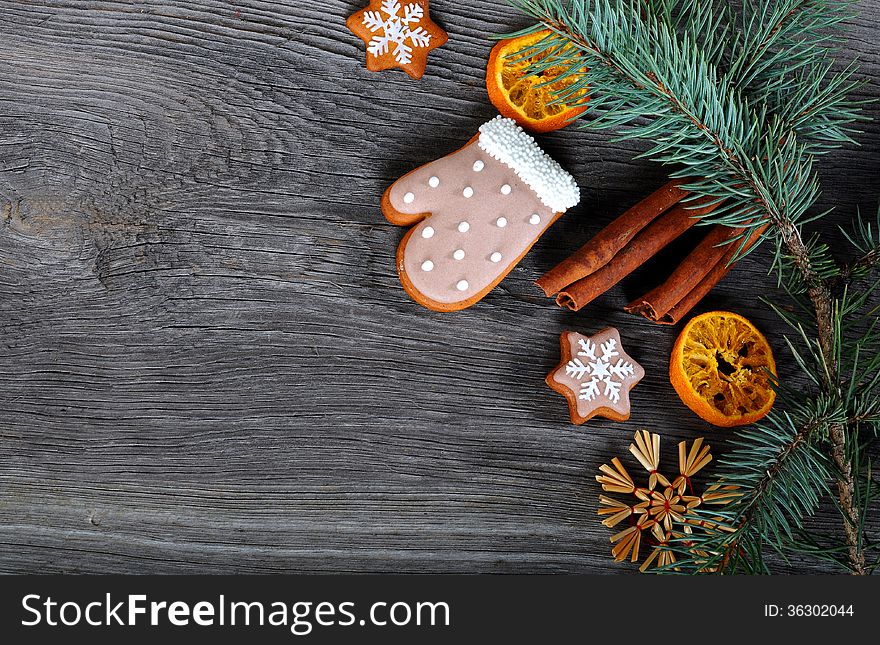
top-left (830, 420), bottom-right (865, 572)
top-left (729, 411), bottom-right (833, 532)
top-left (506, 0), bottom-right (876, 573)
top-left (839, 208), bottom-right (880, 282)
top-left (658, 0), bottom-right (868, 153)
top-left (659, 405), bottom-right (834, 573)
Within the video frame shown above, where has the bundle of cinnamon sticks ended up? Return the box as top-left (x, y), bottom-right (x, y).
top-left (537, 180), bottom-right (764, 324)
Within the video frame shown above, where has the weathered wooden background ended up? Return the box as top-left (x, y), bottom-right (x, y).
top-left (1, 1), bottom-right (878, 574)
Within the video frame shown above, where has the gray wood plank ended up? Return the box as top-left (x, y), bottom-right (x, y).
top-left (0, 0), bottom-right (878, 573)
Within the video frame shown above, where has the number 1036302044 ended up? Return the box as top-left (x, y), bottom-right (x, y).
top-left (764, 604), bottom-right (854, 617)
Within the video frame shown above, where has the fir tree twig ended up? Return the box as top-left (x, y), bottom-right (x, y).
top-left (506, 0), bottom-right (877, 573)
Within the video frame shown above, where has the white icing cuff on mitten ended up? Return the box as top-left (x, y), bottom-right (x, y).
top-left (477, 116), bottom-right (581, 213)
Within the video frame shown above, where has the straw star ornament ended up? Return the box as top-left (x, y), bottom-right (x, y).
top-left (596, 430), bottom-right (739, 572)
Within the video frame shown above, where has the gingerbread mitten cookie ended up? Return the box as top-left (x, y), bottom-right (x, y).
top-left (347, 0), bottom-right (448, 80)
top-left (383, 116), bottom-right (581, 311)
top-left (547, 328), bottom-right (645, 425)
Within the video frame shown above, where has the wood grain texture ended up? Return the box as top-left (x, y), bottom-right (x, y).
top-left (0, 0), bottom-right (878, 574)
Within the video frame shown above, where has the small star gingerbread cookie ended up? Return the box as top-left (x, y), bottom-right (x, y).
top-left (547, 328), bottom-right (645, 425)
top-left (347, 0), bottom-right (448, 80)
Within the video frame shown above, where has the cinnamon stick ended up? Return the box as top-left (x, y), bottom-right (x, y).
top-left (624, 224), bottom-right (743, 321)
top-left (536, 179), bottom-right (689, 297)
top-left (650, 225), bottom-right (768, 325)
top-left (555, 196), bottom-right (722, 311)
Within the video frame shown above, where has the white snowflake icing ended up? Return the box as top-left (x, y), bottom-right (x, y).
top-left (565, 336), bottom-right (636, 405)
top-left (363, 0), bottom-right (432, 65)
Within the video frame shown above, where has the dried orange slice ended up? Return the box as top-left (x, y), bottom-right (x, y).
top-left (670, 311), bottom-right (777, 428)
top-left (486, 30), bottom-right (589, 133)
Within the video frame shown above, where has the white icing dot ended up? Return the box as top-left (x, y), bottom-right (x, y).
top-left (473, 160), bottom-right (485, 172)
top-left (422, 226), bottom-right (435, 239)
top-left (403, 192), bottom-right (415, 204)
top-left (463, 186), bottom-right (474, 198)
top-left (529, 213), bottom-right (542, 225)
top-left (428, 176), bottom-right (440, 188)
top-left (496, 217), bottom-right (508, 228)
top-left (490, 252), bottom-right (503, 263)
top-left (421, 260), bottom-right (434, 272)
top-left (456, 280), bottom-right (469, 292)
top-left (458, 221), bottom-right (470, 233)
top-left (500, 184), bottom-right (512, 195)
top-left (453, 249), bottom-right (465, 261)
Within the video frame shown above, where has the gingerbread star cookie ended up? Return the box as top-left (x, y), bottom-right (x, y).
top-left (347, 0), bottom-right (448, 80)
top-left (547, 328), bottom-right (645, 425)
